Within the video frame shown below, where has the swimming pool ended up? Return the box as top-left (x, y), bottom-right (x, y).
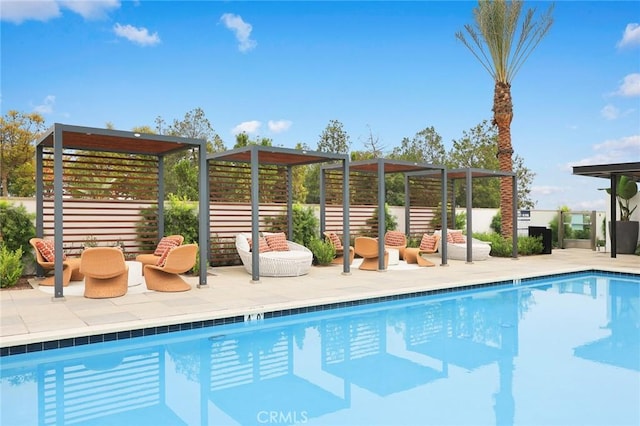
top-left (1, 271), bottom-right (638, 425)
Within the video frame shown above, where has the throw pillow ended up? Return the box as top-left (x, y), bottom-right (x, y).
top-left (35, 240), bottom-right (56, 262)
top-left (385, 231), bottom-right (405, 246)
top-left (265, 232), bottom-right (289, 251)
top-left (419, 234), bottom-right (437, 251)
top-left (154, 237), bottom-right (180, 256)
top-left (451, 232), bottom-right (466, 244)
top-left (247, 237), bottom-right (272, 253)
top-left (327, 232), bottom-right (343, 250)
top-left (156, 245), bottom-right (175, 266)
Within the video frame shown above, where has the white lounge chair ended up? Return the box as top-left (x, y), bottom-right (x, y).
top-left (434, 229), bottom-right (491, 261)
top-left (235, 233), bottom-right (313, 277)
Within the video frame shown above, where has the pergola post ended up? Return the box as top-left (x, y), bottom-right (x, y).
top-left (342, 158), bottom-right (350, 275)
top-left (611, 174), bottom-right (618, 258)
top-left (53, 124), bottom-right (64, 299)
top-left (198, 141), bottom-right (209, 288)
top-left (377, 159), bottom-right (386, 271)
top-left (465, 169), bottom-right (473, 264)
top-left (511, 176), bottom-right (518, 259)
top-left (250, 146), bottom-right (261, 282)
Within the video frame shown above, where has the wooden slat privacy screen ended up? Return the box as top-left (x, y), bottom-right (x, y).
top-left (41, 148), bottom-right (160, 258)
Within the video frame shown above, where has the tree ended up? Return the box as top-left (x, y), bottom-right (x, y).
top-left (390, 126), bottom-right (446, 165)
top-left (456, 0), bottom-right (553, 237)
top-left (0, 110), bottom-right (45, 196)
top-left (317, 119), bottom-right (350, 154)
top-left (157, 107), bottom-right (226, 200)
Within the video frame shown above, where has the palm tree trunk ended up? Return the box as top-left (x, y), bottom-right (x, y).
top-left (493, 81), bottom-right (514, 238)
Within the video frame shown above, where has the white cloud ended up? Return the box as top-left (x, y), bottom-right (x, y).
top-left (1, 0), bottom-right (120, 23)
top-left (615, 73), bottom-right (640, 97)
top-left (232, 120), bottom-right (261, 135)
top-left (268, 120), bottom-right (292, 133)
top-left (113, 23), bottom-right (160, 46)
top-left (617, 23), bottom-right (640, 48)
top-left (33, 95), bottom-right (56, 114)
top-left (566, 135), bottom-right (640, 169)
top-left (220, 13), bottom-right (257, 52)
top-left (600, 104), bottom-right (619, 120)
top-left (531, 185), bottom-right (565, 196)
top-left (1, 0), bottom-right (61, 23)
top-left (60, 0), bottom-right (120, 20)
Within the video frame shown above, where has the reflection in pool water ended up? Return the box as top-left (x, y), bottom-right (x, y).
top-left (1, 272), bottom-right (638, 425)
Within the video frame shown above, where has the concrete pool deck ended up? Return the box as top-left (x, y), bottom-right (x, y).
top-left (1, 248), bottom-right (638, 349)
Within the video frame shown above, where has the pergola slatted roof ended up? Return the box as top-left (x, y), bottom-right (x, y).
top-left (209, 145), bottom-right (347, 167)
top-left (37, 124), bottom-right (199, 156)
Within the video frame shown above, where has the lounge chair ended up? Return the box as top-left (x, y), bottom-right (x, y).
top-left (384, 231), bottom-right (407, 260)
top-left (80, 247), bottom-right (128, 298)
top-left (354, 236), bottom-right (389, 271)
top-left (29, 237), bottom-right (84, 286)
top-left (235, 233), bottom-right (313, 277)
top-left (135, 235), bottom-right (184, 271)
top-left (434, 229), bottom-right (491, 261)
top-left (323, 231), bottom-right (355, 265)
top-left (404, 233), bottom-right (440, 267)
top-left (144, 244), bottom-right (197, 292)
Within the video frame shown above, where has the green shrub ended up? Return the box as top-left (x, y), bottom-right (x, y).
top-left (136, 205), bottom-right (159, 251)
top-left (549, 207), bottom-right (572, 247)
top-left (0, 245), bottom-right (24, 288)
top-left (490, 211), bottom-right (501, 235)
top-left (292, 204), bottom-right (318, 247)
top-left (308, 238), bottom-right (336, 265)
top-left (0, 200), bottom-right (35, 263)
top-left (518, 236), bottom-right (544, 255)
top-left (365, 204), bottom-right (398, 236)
top-left (473, 233), bottom-right (543, 257)
top-left (165, 195), bottom-right (198, 244)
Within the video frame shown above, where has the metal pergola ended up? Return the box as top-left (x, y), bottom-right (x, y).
top-left (322, 158), bottom-right (447, 270)
top-left (35, 123), bottom-right (210, 299)
top-left (408, 168), bottom-right (518, 262)
top-left (208, 145), bottom-right (350, 282)
top-left (572, 161), bottom-right (640, 258)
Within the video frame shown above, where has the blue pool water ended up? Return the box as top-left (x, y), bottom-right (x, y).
top-left (1, 272), bottom-right (639, 426)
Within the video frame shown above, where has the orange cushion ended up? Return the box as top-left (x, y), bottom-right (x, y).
top-left (265, 233), bottom-right (289, 251)
top-left (35, 240), bottom-right (66, 262)
top-left (419, 234), bottom-right (437, 251)
top-left (326, 232), bottom-right (343, 250)
top-left (154, 237), bottom-right (180, 256)
top-left (451, 232), bottom-right (466, 244)
top-left (385, 231), bottom-right (405, 246)
top-left (247, 237), bottom-right (272, 253)
top-left (156, 245), bottom-right (175, 266)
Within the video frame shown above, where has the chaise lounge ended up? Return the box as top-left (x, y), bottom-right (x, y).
top-left (435, 229), bottom-right (491, 261)
top-left (235, 233), bottom-right (313, 277)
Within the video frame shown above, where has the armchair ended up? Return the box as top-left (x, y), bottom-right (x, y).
top-left (144, 244), bottom-right (197, 292)
top-left (80, 247), bottom-right (128, 298)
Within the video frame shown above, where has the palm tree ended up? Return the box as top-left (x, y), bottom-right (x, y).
top-left (456, 0), bottom-right (553, 238)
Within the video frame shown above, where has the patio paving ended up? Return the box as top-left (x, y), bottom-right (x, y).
top-left (1, 249), bottom-right (638, 349)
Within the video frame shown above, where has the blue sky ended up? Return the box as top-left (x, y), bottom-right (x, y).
top-left (2, 0), bottom-right (639, 210)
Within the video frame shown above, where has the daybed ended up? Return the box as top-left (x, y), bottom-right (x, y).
top-left (235, 233), bottom-right (313, 277)
top-left (434, 229), bottom-right (491, 261)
